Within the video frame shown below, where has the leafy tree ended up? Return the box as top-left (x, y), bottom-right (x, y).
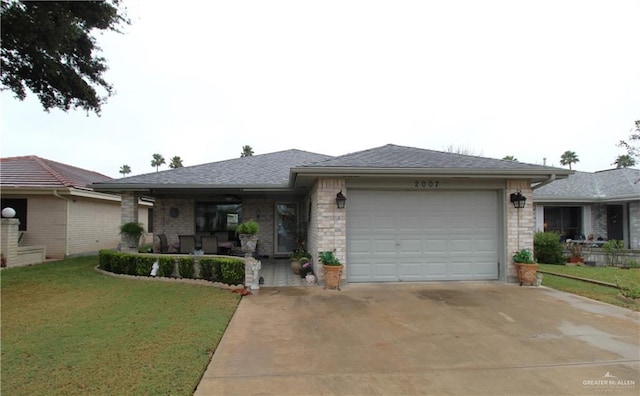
top-left (617, 120), bottom-right (640, 159)
top-left (559, 150), bottom-right (579, 170)
top-left (612, 154), bottom-right (636, 168)
top-left (240, 145), bottom-right (254, 157)
top-left (169, 156), bottom-right (184, 168)
top-left (0, 0), bottom-right (129, 115)
top-left (150, 153), bottom-right (165, 172)
top-left (119, 164), bottom-right (131, 177)
top-left (444, 145), bottom-right (483, 156)
top-left (502, 155), bottom-right (518, 161)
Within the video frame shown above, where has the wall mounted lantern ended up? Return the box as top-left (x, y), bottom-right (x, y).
top-left (510, 191), bottom-right (527, 209)
top-left (335, 190), bottom-right (347, 209)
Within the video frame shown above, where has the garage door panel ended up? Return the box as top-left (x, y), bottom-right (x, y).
top-left (347, 190), bottom-right (499, 282)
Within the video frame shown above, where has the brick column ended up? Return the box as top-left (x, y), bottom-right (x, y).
top-left (506, 181), bottom-right (534, 282)
top-left (1, 218), bottom-right (20, 267)
top-left (120, 192), bottom-right (139, 252)
top-left (315, 178), bottom-right (347, 282)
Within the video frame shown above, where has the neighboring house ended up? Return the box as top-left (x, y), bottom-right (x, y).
top-left (533, 168), bottom-right (640, 249)
top-left (91, 144), bottom-right (571, 283)
top-left (0, 156), bottom-right (153, 259)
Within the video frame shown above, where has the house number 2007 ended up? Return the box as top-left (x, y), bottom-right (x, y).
top-left (414, 180), bottom-right (439, 188)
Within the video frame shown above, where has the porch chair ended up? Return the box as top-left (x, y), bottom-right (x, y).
top-left (178, 235), bottom-right (196, 254)
top-left (200, 235), bottom-right (219, 254)
top-left (156, 233), bottom-right (169, 253)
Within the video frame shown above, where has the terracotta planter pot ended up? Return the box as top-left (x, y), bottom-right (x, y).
top-left (568, 257), bottom-right (584, 264)
top-left (291, 259), bottom-right (301, 274)
top-left (323, 265), bottom-right (343, 290)
top-left (515, 263), bottom-right (539, 286)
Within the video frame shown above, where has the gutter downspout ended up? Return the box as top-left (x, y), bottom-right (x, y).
top-left (53, 190), bottom-right (71, 257)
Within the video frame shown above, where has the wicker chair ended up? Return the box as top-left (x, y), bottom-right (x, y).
top-left (156, 233), bottom-right (169, 254)
top-left (178, 235), bottom-right (196, 254)
top-left (200, 235), bottom-right (219, 254)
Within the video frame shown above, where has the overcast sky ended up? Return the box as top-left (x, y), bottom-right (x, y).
top-left (2, 0), bottom-right (639, 178)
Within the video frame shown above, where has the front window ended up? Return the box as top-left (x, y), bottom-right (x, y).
top-left (195, 202), bottom-right (242, 233)
top-left (544, 206), bottom-right (583, 240)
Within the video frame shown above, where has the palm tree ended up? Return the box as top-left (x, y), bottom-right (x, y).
top-left (240, 145), bottom-right (254, 157)
top-left (151, 153), bottom-right (166, 172)
top-left (169, 156), bottom-right (184, 168)
top-left (502, 155), bottom-right (518, 161)
top-left (119, 164), bottom-right (131, 177)
top-left (612, 154), bottom-right (636, 168)
top-left (560, 151), bottom-right (579, 170)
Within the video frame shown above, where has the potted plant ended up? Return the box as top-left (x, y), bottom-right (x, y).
top-left (119, 222), bottom-right (145, 249)
top-left (319, 250), bottom-right (343, 290)
top-left (513, 249), bottom-right (538, 286)
top-left (290, 249), bottom-right (311, 274)
top-left (236, 219), bottom-right (259, 253)
top-left (565, 240), bottom-right (584, 264)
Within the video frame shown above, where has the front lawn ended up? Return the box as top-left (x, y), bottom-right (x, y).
top-left (538, 264), bottom-right (640, 311)
top-left (1, 256), bottom-right (241, 395)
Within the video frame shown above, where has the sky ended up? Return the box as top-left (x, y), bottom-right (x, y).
top-left (1, 0), bottom-right (639, 178)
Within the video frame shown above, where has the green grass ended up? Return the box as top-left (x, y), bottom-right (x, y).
top-left (1, 256), bottom-right (241, 395)
top-left (538, 264), bottom-right (640, 311)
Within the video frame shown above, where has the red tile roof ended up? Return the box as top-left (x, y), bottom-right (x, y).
top-left (0, 156), bottom-right (112, 190)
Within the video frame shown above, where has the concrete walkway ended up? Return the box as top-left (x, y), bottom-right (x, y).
top-left (195, 283), bottom-right (639, 395)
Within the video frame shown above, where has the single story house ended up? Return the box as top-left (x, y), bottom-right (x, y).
top-left (0, 156), bottom-right (153, 260)
top-left (91, 144), bottom-right (571, 284)
top-left (533, 168), bottom-right (640, 249)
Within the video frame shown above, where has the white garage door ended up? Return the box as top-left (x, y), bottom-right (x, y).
top-left (347, 190), bottom-right (499, 282)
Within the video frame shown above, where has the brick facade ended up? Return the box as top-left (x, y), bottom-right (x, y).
top-left (630, 201), bottom-right (640, 249)
top-left (506, 181), bottom-right (534, 282)
top-left (308, 178), bottom-right (347, 281)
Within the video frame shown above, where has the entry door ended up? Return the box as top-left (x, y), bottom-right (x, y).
top-left (275, 203), bottom-right (297, 254)
top-left (607, 205), bottom-right (623, 241)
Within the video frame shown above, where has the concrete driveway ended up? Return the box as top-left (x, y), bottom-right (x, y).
top-left (195, 283), bottom-right (639, 395)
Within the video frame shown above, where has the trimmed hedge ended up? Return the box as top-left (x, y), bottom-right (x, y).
top-left (97, 251), bottom-right (244, 285)
top-left (178, 257), bottom-right (195, 279)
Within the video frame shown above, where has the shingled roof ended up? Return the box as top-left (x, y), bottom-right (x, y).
top-left (0, 156), bottom-right (112, 190)
top-left (533, 168), bottom-right (640, 202)
top-left (92, 149), bottom-right (333, 189)
top-left (91, 144), bottom-right (571, 193)
top-left (303, 144), bottom-right (558, 170)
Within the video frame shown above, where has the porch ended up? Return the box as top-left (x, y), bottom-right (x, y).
top-left (259, 258), bottom-right (309, 287)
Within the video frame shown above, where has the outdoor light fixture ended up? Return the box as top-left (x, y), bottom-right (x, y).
top-left (335, 190), bottom-right (347, 209)
top-left (510, 191), bottom-right (527, 209)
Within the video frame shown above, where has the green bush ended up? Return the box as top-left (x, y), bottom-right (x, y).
top-left (178, 257), bottom-right (195, 279)
top-left (199, 258), bottom-right (215, 281)
top-left (158, 257), bottom-right (175, 277)
top-left (220, 258), bottom-right (245, 285)
top-left (212, 260), bottom-right (223, 282)
top-left (512, 249), bottom-right (535, 264)
top-left (534, 232), bottom-right (565, 264)
top-left (136, 256), bottom-right (156, 276)
top-left (98, 249), bottom-right (116, 271)
top-left (603, 240), bottom-right (624, 266)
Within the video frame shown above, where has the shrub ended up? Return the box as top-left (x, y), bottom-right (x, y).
top-left (136, 256), bottom-right (156, 276)
top-left (220, 258), bottom-right (245, 285)
top-left (199, 258), bottom-right (215, 281)
top-left (603, 240), bottom-right (624, 266)
top-left (158, 257), bottom-right (175, 277)
top-left (534, 232), bottom-right (565, 264)
top-left (98, 249), bottom-right (116, 271)
top-left (177, 257), bottom-right (195, 278)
